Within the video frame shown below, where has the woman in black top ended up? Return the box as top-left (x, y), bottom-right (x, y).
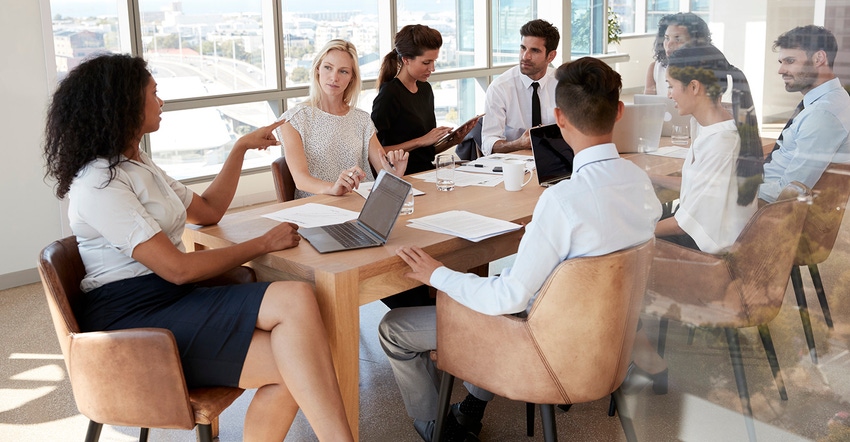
top-left (372, 24), bottom-right (452, 174)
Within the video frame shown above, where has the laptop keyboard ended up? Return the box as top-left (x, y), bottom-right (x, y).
top-left (322, 223), bottom-right (378, 248)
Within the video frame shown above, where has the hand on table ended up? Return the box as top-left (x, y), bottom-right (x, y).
top-left (263, 222), bottom-right (301, 252)
top-left (396, 246), bottom-right (443, 286)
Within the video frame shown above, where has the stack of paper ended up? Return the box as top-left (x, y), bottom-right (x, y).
top-left (407, 210), bottom-right (523, 242)
top-left (456, 153), bottom-right (536, 174)
top-left (411, 170), bottom-right (504, 187)
top-left (262, 203), bottom-right (358, 228)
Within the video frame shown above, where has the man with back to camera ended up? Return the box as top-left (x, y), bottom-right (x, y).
top-left (759, 25), bottom-right (850, 203)
top-left (378, 57), bottom-right (662, 442)
top-left (480, 19), bottom-right (560, 155)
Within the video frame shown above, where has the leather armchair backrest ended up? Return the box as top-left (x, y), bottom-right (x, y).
top-left (796, 163), bottom-right (850, 265)
top-left (726, 197), bottom-right (809, 325)
top-left (37, 236), bottom-right (86, 367)
top-left (271, 156), bottom-right (296, 202)
top-left (526, 239), bottom-right (654, 403)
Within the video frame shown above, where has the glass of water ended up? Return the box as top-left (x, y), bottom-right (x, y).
top-left (400, 188), bottom-right (414, 215)
top-left (435, 154), bottom-right (456, 191)
top-left (671, 124), bottom-right (689, 146)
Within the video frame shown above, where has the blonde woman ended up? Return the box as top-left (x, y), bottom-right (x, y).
top-left (277, 39), bottom-right (408, 199)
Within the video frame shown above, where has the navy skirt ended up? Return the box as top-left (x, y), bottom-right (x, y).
top-left (80, 273), bottom-right (270, 389)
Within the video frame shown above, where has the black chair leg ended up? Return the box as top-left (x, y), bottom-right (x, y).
top-left (725, 328), bottom-right (757, 442)
top-left (526, 402), bottom-right (535, 436)
top-left (657, 317), bottom-right (669, 358)
top-left (139, 427), bottom-right (150, 442)
top-left (540, 404), bottom-right (558, 442)
top-left (84, 420), bottom-right (103, 442)
top-left (612, 391), bottom-right (638, 442)
top-left (687, 325), bottom-right (696, 345)
top-left (809, 264), bottom-right (834, 329)
top-left (608, 394), bottom-right (617, 417)
top-left (757, 325), bottom-right (788, 400)
top-left (197, 424), bottom-right (213, 442)
top-left (434, 372), bottom-right (455, 442)
top-left (791, 266), bottom-right (818, 364)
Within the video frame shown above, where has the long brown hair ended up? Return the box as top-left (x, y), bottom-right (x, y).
top-left (376, 24), bottom-right (442, 89)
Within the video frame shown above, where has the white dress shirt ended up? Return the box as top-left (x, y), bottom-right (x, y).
top-left (675, 120), bottom-right (757, 254)
top-left (481, 65), bottom-right (557, 155)
top-left (759, 77), bottom-right (850, 202)
top-left (69, 153), bottom-right (194, 292)
top-left (429, 143), bottom-right (661, 316)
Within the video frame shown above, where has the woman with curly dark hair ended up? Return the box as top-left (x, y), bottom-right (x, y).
top-left (43, 53), bottom-right (353, 441)
top-left (644, 13), bottom-right (712, 95)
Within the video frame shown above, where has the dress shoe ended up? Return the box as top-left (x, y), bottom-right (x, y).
top-left (413, 417), bottom-right (480, 442)
top-left (620, 362), bottom-right (668, 395)
top-left (451, 403), bottom-right (483, 436)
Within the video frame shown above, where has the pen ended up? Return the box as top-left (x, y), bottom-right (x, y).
top-left (384, 154), bottom-right (396, 170)
top-left (474, 164), bottom-right (484, 168)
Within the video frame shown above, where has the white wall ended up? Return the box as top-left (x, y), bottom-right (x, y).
top-left (0, 0), bottom-right (62, 289)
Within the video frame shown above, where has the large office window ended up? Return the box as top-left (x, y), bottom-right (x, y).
top-left (611, 0), bottom-right (709, 35)
top-left (47, 0), bottom-right (602, 181)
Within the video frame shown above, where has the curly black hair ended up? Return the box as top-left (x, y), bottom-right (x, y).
top-left (653, 13), bottom-right (712, 67)
top-left (44, 53), bottom-right (151, 199)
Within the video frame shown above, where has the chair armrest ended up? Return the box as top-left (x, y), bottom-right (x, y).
top-left (68, 328), bottom-right (196, 429)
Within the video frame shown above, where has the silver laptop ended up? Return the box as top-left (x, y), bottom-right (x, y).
top-left (612, 103), bottom-right (665, 153)
top-left (530, 124), bottom-right (575, 187)
top-left (299, 170), bottom-right (412, 253)
top-left (633, 94), bottom-right (693, 137)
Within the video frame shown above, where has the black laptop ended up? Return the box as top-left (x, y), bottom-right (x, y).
top-left (530, 124), bottom-right (575, 187)
top-left (298, 170), bottom-right (412, 253)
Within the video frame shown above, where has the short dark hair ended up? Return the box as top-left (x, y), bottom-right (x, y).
top-left (520, 19), bottom-right (560, 53)
top-left (554, 57), bottom-right (621, 136)
top-left (774, 25), bottom-right (838, 69)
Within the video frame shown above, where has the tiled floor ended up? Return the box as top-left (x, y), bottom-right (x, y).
top-left (3, 212), bottom-right (850, 441)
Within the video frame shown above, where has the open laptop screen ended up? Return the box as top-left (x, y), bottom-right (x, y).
top-left (358, 171), bottom-right (409, 239)
top-left (530, 124), bottom-right (575, 186)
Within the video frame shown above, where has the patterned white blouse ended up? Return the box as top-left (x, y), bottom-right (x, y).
top-left (277, 105), bottom-right (376, 199)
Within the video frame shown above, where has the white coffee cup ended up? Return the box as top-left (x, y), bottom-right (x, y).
top-left (503, 159), bottom-right (532, 191)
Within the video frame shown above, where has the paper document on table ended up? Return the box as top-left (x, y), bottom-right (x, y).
top-left (262, 203), bottom-right (359, 228)
top-left (407, 210), bottom-right (523, 242)
top-left (456, 153), bottom-right (536, 174)
top-left (354, 181), bottom-right (425, 199)
top-left (411, 170), bottom-right (504, 187)
top-left (648, 146), bottom-right (689, 159)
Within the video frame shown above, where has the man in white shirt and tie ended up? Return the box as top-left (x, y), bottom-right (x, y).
top-left (759, 25), bottom-right (850, 203)
top-left (481, 19), bottom-right (560, 155)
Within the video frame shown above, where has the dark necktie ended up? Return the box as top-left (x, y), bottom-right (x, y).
top-left (767, 100), bottom-right (804, 162)
top-left (531, 82), bottom-right (541, 127)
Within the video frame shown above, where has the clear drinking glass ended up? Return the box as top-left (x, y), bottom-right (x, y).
top-left (671, 124), bottom-right (690, 146)
top-left (435, 154), bottom-right (456, 191)
top-left (400, 188), bottom-right (414, 215)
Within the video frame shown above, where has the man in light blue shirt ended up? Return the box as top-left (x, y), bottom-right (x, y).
top-left (379, 57), bottom-right (661, 442)
top-left (759, 25), bottom-right (850, 203)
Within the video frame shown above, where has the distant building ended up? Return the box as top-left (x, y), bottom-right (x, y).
top-left (54, 30), bottom-right (105, 72)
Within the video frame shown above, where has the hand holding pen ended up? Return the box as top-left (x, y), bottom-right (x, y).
top-left (382, 149), bottom-right (409, 177)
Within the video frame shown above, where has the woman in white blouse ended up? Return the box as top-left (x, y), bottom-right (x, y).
top-left (276, 39), bottom-right (409, 199)
top-left (651, 43), bottom-right (763, 253)
top-left (43, 54), bottom-right (354, 441)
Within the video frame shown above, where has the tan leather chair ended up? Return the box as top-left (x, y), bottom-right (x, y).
top-left (432, 240), bottom-right (655, 442)
top-left (643, 193), bottom-right (810, 442)
top-left (271, 156), bottom-right (296, 202)
top-left (38, 236), bottom-right (254, 442)
top-left (789, 163), bottom-right (850, 363)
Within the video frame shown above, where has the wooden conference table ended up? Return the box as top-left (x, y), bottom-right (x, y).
top-left (183, 151), bottom-right (684, 438)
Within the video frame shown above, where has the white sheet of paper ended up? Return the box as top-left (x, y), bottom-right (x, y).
top-left (261, 203), bottom-right (359, 228)
top-left (411, 170), bottom-right (504, 187)
top-left (648, 146), bottom-right (689, 159)
top-left (406, 210), bottom-right (522, 242)
top-left (456, 154), bottom-right (536, 174)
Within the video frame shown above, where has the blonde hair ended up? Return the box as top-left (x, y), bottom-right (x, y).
top-left (309, 39), bottom-right (362, 108)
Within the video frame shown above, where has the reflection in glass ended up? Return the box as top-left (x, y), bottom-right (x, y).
top-left (281, 0), bottom-right (380, 85)
top-left (491, 0), bottom-right (534, 65)
top-left (50, 0), bottom-right (123, 80)
top-left (138, 0), bottom-right (276, 100)
top-left (397, 0), bottom-right (479, 70)
top-left (151, 101), bottom-right (280, 180)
